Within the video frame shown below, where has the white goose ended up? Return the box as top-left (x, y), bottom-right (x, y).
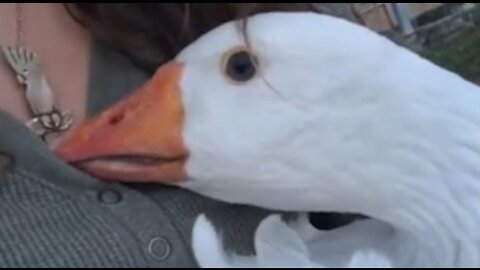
top-left (54, 12), bottom-right (480, 267)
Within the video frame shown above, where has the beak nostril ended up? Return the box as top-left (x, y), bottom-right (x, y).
top-left (109, 114), bottom-right (124, 125)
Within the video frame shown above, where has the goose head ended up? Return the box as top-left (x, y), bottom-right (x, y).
top-left (54, 12), bottom-right (480, 266)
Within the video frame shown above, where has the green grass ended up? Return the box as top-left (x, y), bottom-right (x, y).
top-left (420, 29), bottom-right (480, 84)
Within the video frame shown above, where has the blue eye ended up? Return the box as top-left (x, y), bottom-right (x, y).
top-left (224, 50), bottom-right (257, 82)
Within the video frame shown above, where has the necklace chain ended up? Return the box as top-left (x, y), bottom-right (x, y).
top-left (16, 3), bottom-right (24, 47)
top-left (1, 3), bottom-right (74, 140)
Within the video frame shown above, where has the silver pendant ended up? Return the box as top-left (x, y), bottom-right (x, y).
top-left (2, 46), bottom-right (73, 139)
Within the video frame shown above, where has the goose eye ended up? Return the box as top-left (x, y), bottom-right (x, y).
top-left (223, 49), bottom-right (258, 83)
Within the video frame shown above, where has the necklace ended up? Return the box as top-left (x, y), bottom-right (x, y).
top-left (1, 3), bottom-right (73, 140)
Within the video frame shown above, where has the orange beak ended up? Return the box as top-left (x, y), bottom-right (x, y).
top-left (53, 61), bottom-right (188, 183)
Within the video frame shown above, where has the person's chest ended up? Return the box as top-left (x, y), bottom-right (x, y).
top-left (0, 3), bottom-right (90, 143)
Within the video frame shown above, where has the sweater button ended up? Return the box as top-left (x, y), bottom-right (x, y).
top-left (98, 189), bottom-right (123, 204)
top-left (148, 236), bottom-right (172, 261)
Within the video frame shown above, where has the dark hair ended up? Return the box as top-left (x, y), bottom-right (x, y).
top-left (66, 3), bottom-right (319, 73)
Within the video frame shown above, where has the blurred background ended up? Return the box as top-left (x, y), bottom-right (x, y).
top-left (323, 3), bottom-right (480, 85)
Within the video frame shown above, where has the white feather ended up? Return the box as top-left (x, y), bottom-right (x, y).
top-left (193, 214), bottom-right (393, 268)
top-left (192, 214), bottom-right (231, 268)
top-left (253, 215), bottom-right (319, 267)
top-left (192, 214), bottom-right (258, 268)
